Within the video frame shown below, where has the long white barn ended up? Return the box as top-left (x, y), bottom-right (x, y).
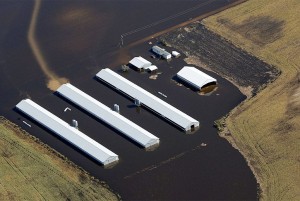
top-left (57, 83), bottom-right (159, 149)
top-left (177, 66), bottom-right (217, 90)
top-left (16, 99), bottom-right (119, 166)
top-left (96, 68), bottom-right (199, 131)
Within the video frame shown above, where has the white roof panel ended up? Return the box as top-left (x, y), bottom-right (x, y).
top-left (57, 83), bottom-right (159, 148)
top-left (129, 56), bottom-right (152, 69)
top-left (96, 68), bottom-right (199, 131)
top-left (177, 66), bottom-right (217, 89)
top-left (146, 65), bottom-right (158, 71)
top-left (172, 51), bottom-right (180, 56)
top-left (152, 46), bottom-right (171, 59)
top-left (16, 99), bottom-right (118, 166)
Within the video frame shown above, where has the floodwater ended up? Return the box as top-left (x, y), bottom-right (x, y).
top-left (0, 0), bottom-right (257, 200)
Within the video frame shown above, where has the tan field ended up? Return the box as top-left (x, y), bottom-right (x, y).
top-left (0, 117), bottom-right (119, 201)
top-left (203, 0), bottom-right (300, 200)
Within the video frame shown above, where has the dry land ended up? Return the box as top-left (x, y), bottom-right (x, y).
top-left (160, 0), bottom-right (300, 200)
top-left (0, 117), bottom-right (119, 201)
top-left (202, 0), bottom-right (300, 200)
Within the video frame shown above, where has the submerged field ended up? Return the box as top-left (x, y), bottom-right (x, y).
top-left (0, 0), bottom-right (260, 200)
top-left (0, 117), bottom-right (119, 201)
top-left (202, 0), bottom-right (300, 200)
top-left (160, 23), bottom-right (279, 97)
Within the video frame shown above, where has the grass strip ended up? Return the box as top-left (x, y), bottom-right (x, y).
top-left (0, 116), bottom-right (119, 201)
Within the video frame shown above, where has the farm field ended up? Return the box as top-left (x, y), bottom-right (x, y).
top-left (0, 117), bottom-right (119, 201)
top-left (203, 0), bottom-right (300, 200)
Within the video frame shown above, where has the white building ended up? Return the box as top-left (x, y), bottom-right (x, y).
top-left (129, 56), bottom-right (152, 70)
top-left (177, 66), bottom-right (217, 90)
top-left (16, 99), bottom-right (119, 166)
top-left (57, 83), bottom-right (159, 149)
top-left (152, 46), bottom-right (172, 60)
top-left (96, 68), bottom-right (199, 131)
top-left (172, 51), bottom-right (181, 58)
top-left (145, 65), bottom-right (158, 72)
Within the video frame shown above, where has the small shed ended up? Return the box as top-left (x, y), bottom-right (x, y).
top-left (177, 66), bottom-right (217, 90)
top-left (146, 65), bottom-right (158, 72)
top-left (172, 51), bottom-right (181, 58)
top-left (152, 46), bottom-right (171, 60)
top-left (129, 56), bottom-right (152, 70)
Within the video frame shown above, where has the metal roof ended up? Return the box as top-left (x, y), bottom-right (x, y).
top-left (172, 51), bottom-right (180, 57)
top-left (57, 83), bottom-right (159, 149)
top-left (177, 66), bottom-right (217, 90)
top-left (146, 65), bottom-right (158, 71)
top-left (129, 56), bottom-right (152, 69)
top-left (96, 68), bottom-right (199, 131)
top-left (152, 46), bottom-right (171, 59)
top-left (16, 99), bottom-right (119, 166)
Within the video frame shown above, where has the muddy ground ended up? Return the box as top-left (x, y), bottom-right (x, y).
top-left (160, 22), bottom-right (280, 96)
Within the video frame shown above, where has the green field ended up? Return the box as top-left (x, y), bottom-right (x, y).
top-left (203, 0), bottom-right (300, 200)
top-left (0, 117), bottom-right (119, 201)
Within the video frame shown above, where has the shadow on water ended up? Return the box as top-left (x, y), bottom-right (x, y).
top-left (126, 104), bottom-right (137, 109)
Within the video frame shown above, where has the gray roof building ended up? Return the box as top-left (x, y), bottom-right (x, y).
top-left (152, 46), bottom-right (172, 60)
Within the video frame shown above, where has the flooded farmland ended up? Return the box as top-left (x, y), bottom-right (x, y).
top-left (0, 0), bottom-right (258, 200)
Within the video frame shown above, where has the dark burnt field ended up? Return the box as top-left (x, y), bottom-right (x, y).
top-left (160, 23), bottom-right (280, 96)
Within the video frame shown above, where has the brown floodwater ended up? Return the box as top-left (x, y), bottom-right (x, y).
top-left (0, 1), bottom-right (257, 200)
